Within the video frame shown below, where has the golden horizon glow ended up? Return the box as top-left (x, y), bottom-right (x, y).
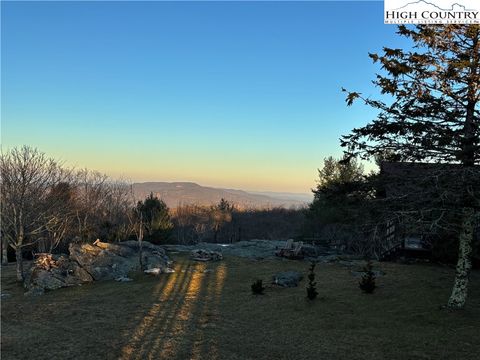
top-left (27, 145), bottom-right (323, 193)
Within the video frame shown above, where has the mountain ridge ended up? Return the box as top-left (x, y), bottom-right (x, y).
top-left (393, 1), bottom-right (474, 11)
top-left (132, 181), bottom-right (310, 209)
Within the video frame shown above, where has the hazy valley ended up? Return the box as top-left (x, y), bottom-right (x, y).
top-left (132, 181), bottom-right (311, 208)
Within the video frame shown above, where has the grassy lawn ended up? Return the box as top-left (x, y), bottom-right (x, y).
top-left (1, 255), bottom-right (479, 360)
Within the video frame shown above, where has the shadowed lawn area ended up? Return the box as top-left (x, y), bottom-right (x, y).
top-left (1, 255), bottom-right (479, 360)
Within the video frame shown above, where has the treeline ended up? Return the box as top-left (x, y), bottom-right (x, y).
top-left (303, 156), bottom-right (392, 258)
top-left (172, 202), bottom-right (304, 244)
top-left (5, 146), bottom-right (475, 277)
top-left (0, 146), bottom-right (306, 280)
top-left (0, 147), bottom-right (136, 280)
top-left (305, 156), bottom-right (480, 262)
top-left (0, 146), bottom-right (385, 276)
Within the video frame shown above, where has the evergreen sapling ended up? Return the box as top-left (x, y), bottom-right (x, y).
top-left (251, 279), bottom-right (265, 295)
top-left (359, 260), bottom-right (376, 294)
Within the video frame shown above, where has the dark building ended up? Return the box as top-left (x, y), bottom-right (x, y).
top-left (379, 162), bottom-right (479, 264)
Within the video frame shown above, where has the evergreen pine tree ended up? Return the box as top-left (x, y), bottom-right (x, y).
top-left (342, 25), bottom-right (479, 309)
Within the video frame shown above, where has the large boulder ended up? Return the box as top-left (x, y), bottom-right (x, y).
top-left (68, 240), bottom-right (170, 281)
top-left (28, 268), bottom-right (66, 290)
top-left (24, 240), bottom-right (170, 294)
top-left (24, 253), bottom-right (92, 296)
top-left (69, 243), bottom-right (134, 281)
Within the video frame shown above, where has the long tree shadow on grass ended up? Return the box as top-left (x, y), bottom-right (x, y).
top-left (119, 260), bottom-right (227, 360)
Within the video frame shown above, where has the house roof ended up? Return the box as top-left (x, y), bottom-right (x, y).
top-left (379, 162), bottom-right (480, 200)
top-left (380, 161), bottom-right (478, 176)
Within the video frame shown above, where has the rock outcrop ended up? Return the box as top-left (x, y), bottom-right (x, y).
top-left (24, 240), bottom-right (171, 295)
top-left (190, 249), bottom-right (223, 261)
top-left (24, 253), bottom-right (92, 296)
top-left (163, 239), bottom-right (344, 261)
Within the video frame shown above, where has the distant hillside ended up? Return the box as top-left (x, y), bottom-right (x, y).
top-left (132, 182), bottom-right (308, 209)
top-left (248, 191), bottom-right (313, 203)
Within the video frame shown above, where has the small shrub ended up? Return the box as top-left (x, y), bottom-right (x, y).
top-left (306, 261), bottom-right (318, 300)
top-left (251, 279), bottom-right (265, 295)
top-left (359, 260), bottom-right (376, 294)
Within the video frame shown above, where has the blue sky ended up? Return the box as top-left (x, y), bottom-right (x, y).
top-left (1, 1), bottom-right (410, 192)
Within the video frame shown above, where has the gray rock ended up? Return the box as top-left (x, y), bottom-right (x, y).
top-left (24, 240), bottom-right (170, 295)
top-left (191, 249), bottom-right (223, 261)
top-left (144, 268), bottom-right (162, 275)
top-left (115, 276), bottom-right (133, 282)
top-left (24, 287), bottom-right (45, 297)
top-left (165, 240), bottom-right (313, 260)
top-left (227, 240), bottom-right (285, 259)
top-left (71, 262), bottom-right (94, 283)
top-left (272, 271), bottom-right (303, 287)
top-left (29, 268), bottom-right (66, 291)
top-left (163, 239), bottom-right (350, 262)
top-left (25, 256), bottom-right (66, 289)
top-left (69, 240), bottom-right (169, 281)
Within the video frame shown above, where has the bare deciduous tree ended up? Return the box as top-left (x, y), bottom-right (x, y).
top-left (73, 169), bottom-right (110, 242)
top-left (39, 182), bottom-right (76, 253)
top-left (0, 146), bottom-right (71, 281)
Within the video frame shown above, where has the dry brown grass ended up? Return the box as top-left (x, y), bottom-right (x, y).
top-left (1, 256), bottom-right (479, 360)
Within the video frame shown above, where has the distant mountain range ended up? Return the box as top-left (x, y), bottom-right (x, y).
top-left (393, 1), bottom-right (474, 11)
top-left (132, 182), bottom-right (312, 209)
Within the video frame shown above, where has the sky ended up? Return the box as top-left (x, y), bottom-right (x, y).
top-left (1, 1), bottom-right (412, 193)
